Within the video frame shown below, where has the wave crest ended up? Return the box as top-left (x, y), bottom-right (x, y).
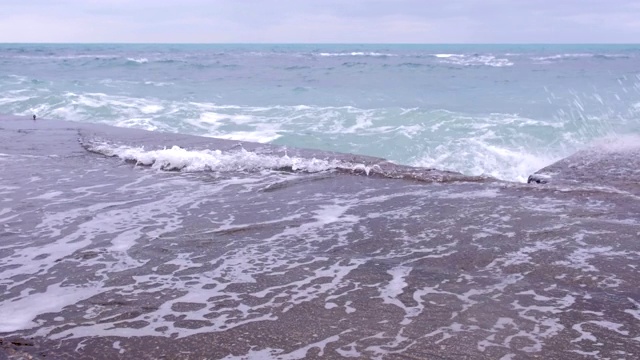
top-left (84, 141), bottom-right (365, 173)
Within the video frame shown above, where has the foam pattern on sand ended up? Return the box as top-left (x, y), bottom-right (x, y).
top-left (1, 121), bottom-right (640, 359)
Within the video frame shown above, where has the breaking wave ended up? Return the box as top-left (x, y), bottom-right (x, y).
top-left (83, 141), bottom-right (375, 174)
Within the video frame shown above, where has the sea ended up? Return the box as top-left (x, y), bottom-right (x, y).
top-left (1, 44), bottom-right (640, 359)
top-left (1, 44), bottom-right (639, 182)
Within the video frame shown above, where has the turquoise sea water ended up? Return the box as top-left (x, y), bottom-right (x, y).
top-left (1, 44), bottom-right (639, 181)
top-left (3, 46), bottom-right (640, 358)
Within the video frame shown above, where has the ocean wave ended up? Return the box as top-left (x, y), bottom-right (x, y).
top-left (317, 52), bottom-right (395, 57)
top-left (532, 53), bottom-right (631, 62)
top-left (436, 54), bottom-right (513, 67)
top-left (83, 141), bottom-right (374, 174)
top-left (341, 61), bottom-right (368, 67)
top-left (432, 54), bottom-right (463, 58)
top-left (81, 138), bottom-right (486, 184)
top-left (532, 53), bottom-right (593, 62)
top-left (4, 91), bottom-right (179, 133)
top-left (396, 62), bottom-right (430, 68)
top-left (2, 74), bottom-right (30, 85)
top-left (0, 54), bottom-right (120, 60)
top-left (0, 88), bottom-right (575, 183)
top-left (126, 57), bottom-right (149, 64)
top-left (157, 59), bottom-right (183, 64)
top-left (413, 140), bottom-right (559, 183)
top-left (284, 65), bottom-right (311, 71)
top-left (99, 79), bottom-right (174, 87)
top-left (0, 94), bottom-right (34, 106)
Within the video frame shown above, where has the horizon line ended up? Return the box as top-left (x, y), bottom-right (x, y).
top-left (1, 42), bottom-right (639, 46)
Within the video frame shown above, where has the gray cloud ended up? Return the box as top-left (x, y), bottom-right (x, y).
top-left (0, 0), bottom-right (638, 43)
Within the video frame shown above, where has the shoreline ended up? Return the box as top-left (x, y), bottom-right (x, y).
top-left (1, 115), bottom-right (639, 359)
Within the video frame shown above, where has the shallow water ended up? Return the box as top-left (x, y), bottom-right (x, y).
top-left (1, 117), bottom-right (639, 359)
top-left (2, 44), bottom-right (640, 182)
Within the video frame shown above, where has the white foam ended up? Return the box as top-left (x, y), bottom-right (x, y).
top-left (184, 111), bottom-right (282, 142)
top-left (317, 52), bottom-right (393, 57)
top-left (221, 348), bottom-right (282, 360)
top-left (433, 54), bottom-right (462, 58)
top-left (2, 174), bottom-right (373, 340)
top-left (114, 118), bottom-right (160, 131)
top-left (624, 297), bottom-right (640, 320)
top-left (0, 283), bottom-right (99, 332)
top-left (112, 341), bottom-right (124, 354)
top-left (412, 110), bottom-right (570, 182)
top-left (140, 104), bottom-right (163, 114)
top-left (554, 246), bottom-right (628, 272)
top-left (0, 95), bottom-right (33, 106)
top-left (487, 240), bottom-right (560, 268)
top-left (437, 54), bottom-right (513, 67)
top-left (1, 90), bottom-right (572, 184)
top-left (572, 320), bottom-right (629, 344)
top-left (126, 57), bottom-right (148, 64)
top-left (86, 142), bottom-right (371, 174)
top-left (336, 344), bottom-right (362, 358)
top-left (144, 81), bottom-right (173, 86)
top-left (214, 130), bottom-right (281, 143)
top-left (379, 266), bottom-right (411, 309)
top-left (589, 320), bottom-right (629, 335)
top-left (219, 332), bottom-right (347, 360)
top-left (0, 174), bottom-right (219, 333)
top-left (531, 53), bottom-right (593, 62)
top-left (27, 191), bottom-right (63, 200)
top-left (278, 333), bottom-right (344, 359)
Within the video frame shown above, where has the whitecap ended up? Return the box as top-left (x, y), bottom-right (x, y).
top-left (126, 57), bottom-right (149, 64)
top-left (437, 54), bottom-right (513, 67)
top-left (317, 52), bottom-right (394, 57)
top-left (85, 142), bottom-right (351, 173)
top-left (433, 54), bottom-right (462, 58)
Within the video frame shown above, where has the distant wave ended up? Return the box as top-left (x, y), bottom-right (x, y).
top-left (284, 65), bottom-right (311, 71)
top-left (593, 54), bottom-right (631, 60)
top-left (532, 53), bottom-right (631, 62)
top-left (436, 54), bottom-right (513, 67)
top-left (316, 52), bottom-right (395, 57)
top-left (341, 61), bottom-right (368, 67)
top-left (126, 57), bottom-right (149, 64)
top-left (531, 53), bottom-right (593, 62)
top-left (396, 62), bottom-right (430, 68)
top-left (432, 54), bottom-right (463, 58)
top-left (0, 54), bottom-right (120, 60)
top-left (99, 79), bottom-right (174, 87)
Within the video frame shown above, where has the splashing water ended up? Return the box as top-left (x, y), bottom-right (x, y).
top-left (1, 44), bottom-right (639, 182)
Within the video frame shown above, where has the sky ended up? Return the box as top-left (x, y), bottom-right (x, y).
top-left (1, 0), bottom-right (639, 43)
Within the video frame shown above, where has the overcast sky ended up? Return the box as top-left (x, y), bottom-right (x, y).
top-left (1, 0), bottom-right (639, 43)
